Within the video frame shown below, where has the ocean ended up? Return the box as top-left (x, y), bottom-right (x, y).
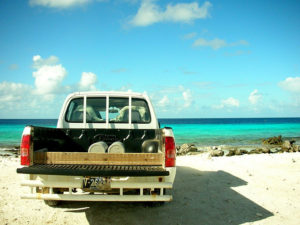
top-left (0, 118), bottom-right (300, 148)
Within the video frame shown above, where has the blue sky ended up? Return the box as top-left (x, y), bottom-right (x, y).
top-left (0, 0), bottom-right (299, 118)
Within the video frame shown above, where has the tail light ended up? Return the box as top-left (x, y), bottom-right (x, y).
top-left (165, 136), bottom-right (176, 167)
top-left (20, 134), bottom-right (31, 166)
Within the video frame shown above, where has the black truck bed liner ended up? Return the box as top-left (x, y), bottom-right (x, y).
top-left (17, 164), bottom-right (169, 176)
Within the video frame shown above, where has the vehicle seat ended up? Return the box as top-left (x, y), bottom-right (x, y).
top-left (71, 110), bottom-right (83, 122)
top-left (86, 105), bottom-right (102, 122)
top-left (117, 108), bottom-right (141, 123)
top-left (132, 110), bottom-right (141, 123)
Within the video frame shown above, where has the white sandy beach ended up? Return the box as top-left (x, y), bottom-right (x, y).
top-left (1, 153), bottom-right (300, 225)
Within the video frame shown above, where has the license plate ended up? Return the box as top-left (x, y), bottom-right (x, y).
top-left (83, 177), bottom-right (111, 190)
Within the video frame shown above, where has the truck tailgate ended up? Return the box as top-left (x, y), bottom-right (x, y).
top-left (17, 164), bottom-right (169, 176)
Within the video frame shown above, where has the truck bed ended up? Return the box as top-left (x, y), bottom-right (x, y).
top-left (31, 126), bottom-right (159, 153)
top-left (17, 126), bottom-right (167, 177)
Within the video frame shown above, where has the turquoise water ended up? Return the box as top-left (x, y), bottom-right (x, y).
top-left (1, 118), bottom-right (300, 147)
top-left (161, 123), bottom-right (300, 146)
top-left (0, 119), bottom-right (56, 147)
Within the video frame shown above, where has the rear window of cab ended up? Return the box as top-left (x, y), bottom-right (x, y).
top-left (65, 97), bottom-right (151, 124)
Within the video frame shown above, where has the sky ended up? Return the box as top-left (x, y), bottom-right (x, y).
top-left (0, 0), bottom-right (299, 119)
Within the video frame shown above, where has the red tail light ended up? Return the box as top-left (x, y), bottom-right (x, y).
top-left (20, 134), bottom-right (31, 166)
top-left (165, 136), bottom-right (176, 167)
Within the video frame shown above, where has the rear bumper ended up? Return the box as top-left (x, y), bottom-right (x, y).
top-left (18, 167), bottom-right (176, 202)
top-left (21, 193), bottom-right (172, 202)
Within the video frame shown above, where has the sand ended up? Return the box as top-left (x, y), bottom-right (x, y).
top-left (1, 153), bottom-right (300, 225)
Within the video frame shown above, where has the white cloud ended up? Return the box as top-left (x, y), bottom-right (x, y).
top-left (0, 81), bottom-right (42, 116)
top-left (130, 0), bottom-right (212, 27)
top-left (194, 38), bottom-right (226, 50)
top-left (2, 55), bottom-right (69, 102)
top-left (29, 0), bottom-right (91, 9)
top-left (32, 55), bottom-right (59, 69)
top-left (279, 77), bottom-right (300, 93)
top-left (0, 81), bottom-right (66, 118)
top-left (150, 85), bottom-right (194, 114)
top-left (33, 60), bottom-right (67, 95)
top-left (248, 89), bottom-right (262, 105)
top-left (222, 97), bottom-right (239, 107)
top-left (193, 38), bottom-right (248, 50)
top-left (78, 72), bottom-right (97, 91)
top-left (214, 97), bottom-right (240, 109)
top-left (182, 89), bottom-right (193, 108)
top-left (158, 95), bottom-right (170, 108)
top-left (0, 82), bottom-right (31, 104)
top-left (0, 54), bottom-right (101, 118)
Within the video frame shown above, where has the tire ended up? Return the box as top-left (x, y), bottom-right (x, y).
top-left (145, 201), bottom-right (165, 207)
top-left (44, 200), bottom-right (60, 207)
top-left (43, 188), bottom-right (63, 207)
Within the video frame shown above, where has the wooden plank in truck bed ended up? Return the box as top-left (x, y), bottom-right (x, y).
top-left (33, 152), bottom-right (164, 166)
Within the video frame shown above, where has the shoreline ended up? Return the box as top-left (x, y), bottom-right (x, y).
top-left (177, 136), bottom-right (300, 156)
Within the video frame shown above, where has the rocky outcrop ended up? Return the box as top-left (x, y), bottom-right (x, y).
top-left (280, 140), bottom-right (297, 152)
top-left (262, 136), bottom-right (283, 145)
top-left (235, 149), bottom-right (248, 155)
top-left (175, 140), bottom-right (300, 158)
top-left (270, 148), bottom-right (281, 153)
top-left (176, 143), bottom-right (198, 156)
top-left (261, 147), bottom-right (270, 154)
top-left (225, 148), bottom-right (248, 157)
top-left (282, 140), bottom-right (292, 150)
top-left (226, 149), bottom-right (235, 156)
top-left (293, 145), bottom-right (300, 152)
top-left (210, 150), bottom-right (224, 157)
top-left (248, 149), bottom-right (263, 154)
top-left (0, 146), bottom-right (20, 157)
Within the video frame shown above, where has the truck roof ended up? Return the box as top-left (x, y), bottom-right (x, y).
top-left (67, 91), bottom-right (147, 98)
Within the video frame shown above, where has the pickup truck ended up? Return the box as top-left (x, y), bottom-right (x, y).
top-left (17, 91), bottom-right (176, 206)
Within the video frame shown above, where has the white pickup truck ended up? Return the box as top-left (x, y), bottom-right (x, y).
top-left (17, 91), bottom-right (176, 206)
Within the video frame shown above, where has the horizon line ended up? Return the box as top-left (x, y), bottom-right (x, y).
top-left (0, 117), bottom-right (300, 120)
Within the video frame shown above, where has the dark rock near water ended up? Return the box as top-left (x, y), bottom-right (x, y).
top-left (234, 149), bottom-right (248, 155)
top-left (234, 149), bottom-right (243, 155)
top-left (225, 148), bottom-right (248, 157)
top-left (175, 141), bottom-right (299, 158)
top-left (261, 136), bottom-right (299, 154)
top-left (226, 149), bottom-right (235, 156)
top-left (176, 143), bottom-right (198, 156)
top-left (210, 150), bottom-right (224, 157)
top-left (281, 140), bottom-right (297, 153)
top-left (261, 147), bottom-right (270, 154)
top-left (262, 136), bottom-right (283, 145)
top-left (248, 149), bottom-right (263, 154)
top-left (270, 148), bottom-right (281, 153)
top-left (282, 140), bottom-right (292, 150)
top-left (240, 149), bottom-right (248, 154)
top-left (293, 145), bottom-right (300, 152)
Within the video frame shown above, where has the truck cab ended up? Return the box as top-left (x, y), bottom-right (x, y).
top-left (58, 91), bottom-right (159, 129)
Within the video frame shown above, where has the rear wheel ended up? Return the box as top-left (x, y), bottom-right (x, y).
top-left (145, 201), bottom-right (165, 207)
top-left (144, 188), bottom-right (166, 207)
top-left (43, 188), bottom-right (63, 207)
top-left (44, 200), bottom-right (60, 207)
